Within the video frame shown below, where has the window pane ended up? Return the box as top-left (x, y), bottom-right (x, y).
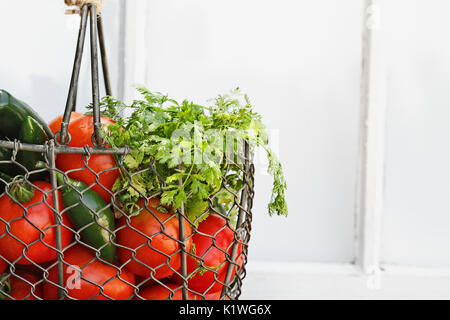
top-left (382, 0), bottom-right (450, 267)
top-left (142, 0), bottom-right (363, 262)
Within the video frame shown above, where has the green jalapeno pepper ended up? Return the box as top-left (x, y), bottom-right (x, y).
top-left (55, 171), bottom-right (116, 263)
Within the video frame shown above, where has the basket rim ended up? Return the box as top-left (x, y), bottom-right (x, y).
top-left (0, 139), bottom-right (129, 155)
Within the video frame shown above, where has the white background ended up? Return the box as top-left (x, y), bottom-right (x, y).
top-left (138, 0), bottom-right (363, 264)
top-left (382, 0), bottom-right (450, 268)
top-left (1, 0), bottom-right (450, 299)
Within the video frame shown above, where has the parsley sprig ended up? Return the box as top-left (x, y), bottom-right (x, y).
top-left (98, 87), bottom-right (288, 223)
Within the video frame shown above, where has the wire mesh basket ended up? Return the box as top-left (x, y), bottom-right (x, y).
top-left (0, 4), bottom-right (254, 300)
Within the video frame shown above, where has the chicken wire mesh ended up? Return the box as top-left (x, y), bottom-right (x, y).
top-left (0, 136), bottom-right (254, 300)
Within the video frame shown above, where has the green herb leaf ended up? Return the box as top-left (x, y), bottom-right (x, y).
top-left (98, 87), bottom-right (288, 221)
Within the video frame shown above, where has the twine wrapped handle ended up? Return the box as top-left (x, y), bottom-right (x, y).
top-left (65, 0), bottom-right (104, 15)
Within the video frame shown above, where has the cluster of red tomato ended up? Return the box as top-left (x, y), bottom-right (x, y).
top-left (0, 113), bottom-right (243, 300)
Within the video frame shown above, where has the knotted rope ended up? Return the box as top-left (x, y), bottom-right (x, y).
top-left (64, 0), bottom-right (104, 15)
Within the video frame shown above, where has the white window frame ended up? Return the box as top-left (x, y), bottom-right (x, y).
top-left (115, 0), bottom-right (450, 299)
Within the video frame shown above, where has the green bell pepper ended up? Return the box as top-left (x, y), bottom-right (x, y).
top-left (0, 90), bottom-right (53, 180)
top-left (17, 116), bottom-right (49, 179)
top-left (0, 146), bottom-right (16, 177)
top-left (0, 90), bottom-right (53, 139)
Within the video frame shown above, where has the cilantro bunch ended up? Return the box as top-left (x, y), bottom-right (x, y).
top-left (99, 87), bottom-right (288, 224)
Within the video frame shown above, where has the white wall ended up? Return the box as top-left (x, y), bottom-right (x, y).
top-left (382, 0), bottom-right (450, 267)
top-left (0, 0), bottom-right (122, 121)
top-left (133, 0), bottom-right (364, 264)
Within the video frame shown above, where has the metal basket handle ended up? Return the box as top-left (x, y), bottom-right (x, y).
top-left (58, 3), bottom-right (111, 147)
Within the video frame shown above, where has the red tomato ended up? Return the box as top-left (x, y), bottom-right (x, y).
top-left (0, 258), bottom-right (7, 274)
top-left (132, 282), bottom-right (230, 300)
top-left (203, 290), bottom-right (230, 300)
top-left (116, 198), bottom-right (193, 280)
top-left (54, 115), bottom-right (119, 203)
top-left (43, 245), bottom-right (135, 300)
top-left (48, 112), bottom-right (84, 135)
top-left (134, 282), bottom-right (197, 300)
top-left (185, 214), bottom-right (244, 295)
top-left (0, 182), bottom-right (73, 265)
top-left (5, 271), bottom-right (43, 300)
